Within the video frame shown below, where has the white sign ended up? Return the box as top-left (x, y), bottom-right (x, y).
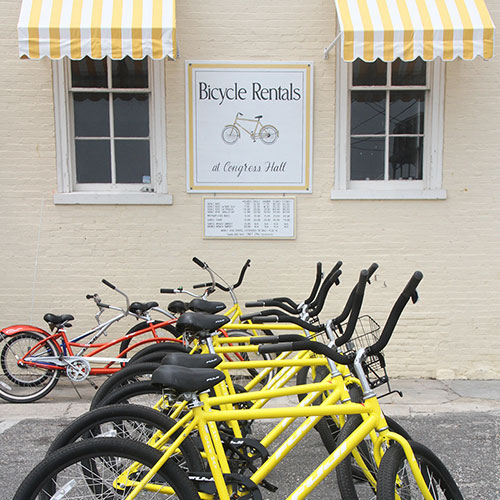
top-left (203, 198), bottom-right (295, 239)
top-left (187, 61), bottom-right (313, 193)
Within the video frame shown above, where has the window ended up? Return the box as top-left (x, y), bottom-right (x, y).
top-left (53, 57), bottom-right (171, 204)
top-left (333, 57), bottom-right (446, 199)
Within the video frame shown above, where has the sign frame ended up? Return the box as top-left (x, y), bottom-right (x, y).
top-left (186, 61), bottom-right (313, 193)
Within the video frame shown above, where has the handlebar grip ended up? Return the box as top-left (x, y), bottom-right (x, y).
top-left (367, 271), bottom-right (423, 355)
top-left (193, 283), bottom-right (212, 289)
top-left (86, 294), bottom-right (94, 300)
top-left (308, 261), bottom-right (343, 311)
top-left (259, 342), bottom-right (295, 354)
top-left (160, 288), bottom-right (177, 294)
top-left (192, 257), bottom-right (205, 269)
top-left (367, 262), bottom-right (379, 279)
top-left (304, 262), bottom-right (323, 305)
top-left (102, 279), bottom-right (116, 290)
top-left (335, 269), bottom-right (368, 346)
top-left (249, 336), bottom-right (279, 344)
top-left (245, 301), bottom-right (266, 308)
top-left (260, 339), bottom-right (352, 365)
top-left (233, 259), bottom-right (251, 289)
top-left (308, 269), bottom-right (342, 317)
top-left (332, 263), bottom-right (378, 326)
top-left (252, 315), bottom-right (280, 323)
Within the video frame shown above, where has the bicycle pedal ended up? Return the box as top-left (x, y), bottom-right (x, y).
top-left (261, 479), bottom-right (278, 493)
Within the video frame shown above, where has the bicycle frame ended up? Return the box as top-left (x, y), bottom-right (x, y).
top-left (18, 315), bottom-right (181, 375)
top-left (232, 113), bottom-right (263, 139)
top-left (117, 371), bottom-right (435, 500)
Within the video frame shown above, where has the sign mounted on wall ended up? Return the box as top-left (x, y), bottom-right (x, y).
top-left (186, 61), bottom-right (313, 193)
top-left (203, 198), bottom-right (296, 239)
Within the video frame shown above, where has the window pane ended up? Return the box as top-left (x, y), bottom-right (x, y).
top-left (73, 93), bottom-right (110, 137)
top-left (75, 140), bottom-right (111, 183)
top-left (390, 91), bottom-right (425, 135)
top-left (351, 137), bottom-right (385, 180)
top-left (71, 58), bottom-right (107, 88)
top-left (113, 94), bottom-right (149, 137)
top-left (389, 137), bottom-right (423, 179)
top-left (353, 60), bottom-right (387, 86)
top-left (115, 140), bottom-right (151, 183)
top-left (392, 58), bottom-right (426, 86)
top-left (351, 91), bottom-right (386, 135)
top-left (112, 59), bottom-right (148, 88)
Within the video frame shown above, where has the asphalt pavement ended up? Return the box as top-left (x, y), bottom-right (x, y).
top-left (0, 377), bottom-right (499, 499)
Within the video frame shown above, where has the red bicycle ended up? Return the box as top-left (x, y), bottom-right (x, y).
top-left (0, 279), bottom-right (183, 403)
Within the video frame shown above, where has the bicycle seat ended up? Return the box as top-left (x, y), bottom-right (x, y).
top-left (43, 313), bottom-right (74, 327)
top-left (254, 115), bottom-right (263, 119)
top-left (176, 312), bottom-right (230, 335)
top-left (161, 352), bottom-right (222, 369)
top-left (168, 300), bottom-right (190, 314)
top-left (189, 298), bottom-right (226, 314)
top-left (151, 365), bottom-right (226, 393)
top-left (129, 301), bottom-right (159, 315)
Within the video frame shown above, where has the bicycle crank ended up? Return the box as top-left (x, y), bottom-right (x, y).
top-left (65, 358), bottom-right (91, 381)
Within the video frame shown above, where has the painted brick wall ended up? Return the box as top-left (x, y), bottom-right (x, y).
top-left (0, 0), bottom-right (499, 379)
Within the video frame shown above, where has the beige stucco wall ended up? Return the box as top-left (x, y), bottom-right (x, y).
top-left (0, 0), bottom-right (499, 379)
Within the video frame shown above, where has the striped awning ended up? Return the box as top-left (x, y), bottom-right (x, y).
top-left (334, 0), bottom-right (495, 62)
top-left (18, 0), bottom-right (176, 60)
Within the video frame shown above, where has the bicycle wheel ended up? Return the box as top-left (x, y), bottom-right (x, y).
top-left (128, 342), bottom-right (188, 364)
top-left (47, 403), bottom-right (204, 473)
top-left (95, 380), bottom-right (168, 410)
top-left (13, 438), bottom-right (200, 500)
top-left (90, 362), bottom-right (160, 410)
top-left (119, 321), bottom-right (179, 358)
top-left (259, 125), bottom-right (279, 144)
top-left (335, 414), bottom-right (412, 500)
top-left (0, 332), bottom-right (61, 403)
top-left (222, 125), bottom-right (240, 144)
top-left (377, 440), bottom-right (464, 500)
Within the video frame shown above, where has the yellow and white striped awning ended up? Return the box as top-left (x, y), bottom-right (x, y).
top-left (334, 0), bottom-right (495, 62)
top-left (18, 0), bottom-right (176, 60)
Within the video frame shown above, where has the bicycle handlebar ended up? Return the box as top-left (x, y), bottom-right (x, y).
top-left (259, 339), bottom-right (352, 365)
top-left (303, 262), bottom-right (322, 305)
top-left (192, 257), bottom-right (205, 269)
top-left (332, 263), bottom-right (378, 327)
top-left (307, 267), bottom-right (342, 317)
top-left (102, 279), bottom-right (116, 290)
top-left (366, 271), bottom-right (423, 355)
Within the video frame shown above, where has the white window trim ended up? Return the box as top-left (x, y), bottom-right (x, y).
top-left (332, 57), bottom-right (446, 200)
top-left (52, 59), bottom-right (172, 205)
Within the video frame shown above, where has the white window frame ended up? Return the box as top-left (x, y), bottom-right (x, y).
top-left (52, 58), bottom-right (172, 205)
top-left (332, 57), bottom-right (446, 200)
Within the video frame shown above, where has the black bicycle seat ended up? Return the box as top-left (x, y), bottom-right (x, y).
top-left (43, 313), bottom-right (74, 327)
top-left (129, 301), bottom-right (159, 315)
top-left (151, 365), bottom-right (225, 393)
top-left (175, 312), bottom-right (230, 335)
top-left (189, 298), bottom-right (226, 314)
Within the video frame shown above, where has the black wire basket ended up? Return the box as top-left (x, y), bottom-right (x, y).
top-left (335, 315), bottom-right (390, 390)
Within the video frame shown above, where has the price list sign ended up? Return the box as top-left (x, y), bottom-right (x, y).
top-left (203, 198), bottom-right (295, 239)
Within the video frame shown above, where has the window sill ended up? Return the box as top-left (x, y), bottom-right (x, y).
top-left (330, 189), bottom-right (447, 200)
top-left (54, 192), bottom-right (173, 205)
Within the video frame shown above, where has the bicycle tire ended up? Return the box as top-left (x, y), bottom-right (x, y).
top-left (13, 437), bottom-right (200, 500)
top-left (119, 321), bottom-right (179, 358)
top-left (127, 342), bottom-right (188, 364)
top-left (259, 125), bottom-right (279, 144)
top-left (335, 414), bottom-right (412, 500)
top-left (222, 125), bottom-right (240, 144)
top-left (47, 403), bottom-right (204, 473)
top-left (377, 440), bottom-right (464, 500)
top-left (95, 380), bottom-right (167, 410)
top-left (90, 362), bottom-right (160, 410)
top-left (0, 331), bottom-right (61, 403)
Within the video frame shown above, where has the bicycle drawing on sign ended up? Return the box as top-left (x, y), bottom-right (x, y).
top-left (222, 112), bottom-right (279, 145)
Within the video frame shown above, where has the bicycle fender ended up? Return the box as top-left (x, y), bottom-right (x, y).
top-left (1, 324), bottom-right (50, 336)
